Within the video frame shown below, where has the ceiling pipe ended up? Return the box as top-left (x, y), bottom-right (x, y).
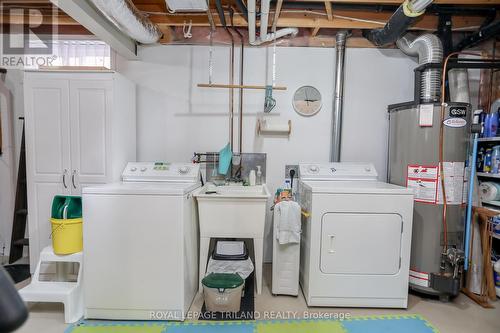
top-left (90, 0), bottom-right (162, 44)
top-left (331, 31), bottom-right (349, 163)
top-left (363, 0), bottom-right (434, 47)
top-left (215, 1), bottom-right (236, 152)
top-left (455, 20), bottom-right (500, 52)
top-left (248, 0), bottom-right (298, 46)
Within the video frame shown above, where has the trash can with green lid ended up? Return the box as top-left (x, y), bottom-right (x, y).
top-left (202, 273), bottom-right (244, 312)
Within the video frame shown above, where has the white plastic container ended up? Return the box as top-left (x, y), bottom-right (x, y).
top-left (202, 273), bottom-right (244, 312)
top-left (494, 260), bottom-right (500, 298)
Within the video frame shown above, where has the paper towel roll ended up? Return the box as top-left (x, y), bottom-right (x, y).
top-left (479, 182), bottom-right (500, 202)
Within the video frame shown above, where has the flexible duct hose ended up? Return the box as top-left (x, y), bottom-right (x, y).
top-left (90, 0), bottom-right (162, 44)
top-left (397, 33), bottom-right (443, 102)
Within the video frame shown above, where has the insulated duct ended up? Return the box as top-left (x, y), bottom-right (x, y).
top-left (248, 0), bottom-right (298, 46)
top-left (363, 0), bottom-right (434, 46)
top-left (331, 31), bottom-right (348, 162)
top-left (448, 69), bottom-right (470, 104)
top-left (397, 33), bottom-right (443, 102)
top-left (90, 0), bottom-right (162, 44)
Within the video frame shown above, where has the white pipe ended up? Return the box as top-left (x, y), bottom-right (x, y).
top-left (90, 0), bottom-right (162, 44)
top-left (248, 0), bottom-right (257, 45)
top-left (260, 0), bottom-right (270, 42)
top-left (248, 0), bottom-right (298, 46)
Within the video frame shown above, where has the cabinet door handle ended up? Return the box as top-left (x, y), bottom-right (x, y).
top-left (62, 169), bottom-right (68, 189)
top-left (328, 234), bottom-right (335, 254)
top-left (71, 170), bottom-right (77, 189)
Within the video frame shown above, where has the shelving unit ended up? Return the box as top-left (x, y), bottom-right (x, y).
top-left (478, 137), bottom-right (500, 142)
top-left (477, 172), bottom-right (500, 179)
top-left (482, 200), bottom-right (500, 207)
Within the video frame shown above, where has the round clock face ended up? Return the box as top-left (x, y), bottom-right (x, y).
top-left (293, 86), bottom-right (322, 116)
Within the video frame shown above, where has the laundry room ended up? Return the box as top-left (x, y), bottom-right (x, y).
top-left (0, 1), bottom-right (499, 333)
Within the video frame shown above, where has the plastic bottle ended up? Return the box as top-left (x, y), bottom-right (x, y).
top-left (249, 170), bottom-right (256, 186)
top-left (484, 148), bottom-right (493, 173)
top-left (256, 165), bottom-right (262, 185)
top-left (491, 111), bottom-right (499, 137)
top-left (477, 147), bottom-right (485, 172)
top-left (484, 113), bottom-right (492, 137)
top-left (492, 146), bottom-right (500, 174)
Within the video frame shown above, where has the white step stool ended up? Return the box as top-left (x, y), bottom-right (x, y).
top-left (19, 246), bottom-right (83, 323)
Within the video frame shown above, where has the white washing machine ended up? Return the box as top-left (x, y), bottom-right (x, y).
top-left (82, 162), bottom-right (200, 320)
top-left (298, 162), bottom-right (414, 308)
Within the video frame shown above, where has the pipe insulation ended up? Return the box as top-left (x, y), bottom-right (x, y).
top-left (248, 0), bottom-right (298, 46)
top-left (331, 31), bottom-right (348, 162)
top-left (90, 0), bottom-right (162, 44)
top-left (397, 33), bottom-right (443, 102)
top-left (363, 0), bottom-right (433, 46)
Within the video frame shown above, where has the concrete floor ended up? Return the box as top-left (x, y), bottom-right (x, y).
top-left (16, 264), bottom-right (500, 333)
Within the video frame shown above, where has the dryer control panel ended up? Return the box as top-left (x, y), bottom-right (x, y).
top-left (299, 162), bottom-right (378, 181)
top-left (122, 162), bottom-right (200, 183)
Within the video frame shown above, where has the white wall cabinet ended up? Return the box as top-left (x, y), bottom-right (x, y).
top-left (24, 71), bottom-right (136, 270)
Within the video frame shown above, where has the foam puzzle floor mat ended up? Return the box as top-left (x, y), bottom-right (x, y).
top-left (66, 315), bottom-right (440, 333)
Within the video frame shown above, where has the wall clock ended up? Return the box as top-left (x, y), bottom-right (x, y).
top-left (293, 86), bottom-right (322, 116)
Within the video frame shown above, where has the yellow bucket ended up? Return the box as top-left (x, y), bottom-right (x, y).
top-left (50, 218), bottom-right (83, 254)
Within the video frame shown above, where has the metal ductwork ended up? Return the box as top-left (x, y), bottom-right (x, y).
top-left (90, 0), bottom-right (162, 44)
top-left (330, 31), bottom-right (348, 162)
top-left (248, 0), bottom-right (298, 46)
top-left (397, 33), bottom-right (443, 102)
top-left (363, 0), bottom-right (434, 46)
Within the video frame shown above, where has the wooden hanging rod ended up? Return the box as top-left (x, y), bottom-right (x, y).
top-left (197, 83), bottom-right (287, 90)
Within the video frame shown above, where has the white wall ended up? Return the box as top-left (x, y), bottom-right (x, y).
top-left (0, 69), bottom-right (24, 258)
top-left (116, 45), bottom-right (416, 261)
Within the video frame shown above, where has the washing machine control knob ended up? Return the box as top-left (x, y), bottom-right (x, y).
top-left (140, 167), bottom-right (147, 172)
top-left (130, 167), bottom-right (137, 172)
top-left (309, 165), bottom-right (319, 173)
top-left (179, 166), bottom-right (190, 174)
top-left (365, 166), bottom-right (371, 172)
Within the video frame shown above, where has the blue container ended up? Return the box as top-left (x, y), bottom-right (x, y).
top-left (492, 112), bottom-right (499, 137)
top-left (484, 114), bottom-right (491, 137)
top-left (492, 146), bottom-right (500, 174)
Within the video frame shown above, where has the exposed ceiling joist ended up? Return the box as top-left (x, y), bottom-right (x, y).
top-left (295, 0), bottom-right (500, 4)
top-left (148, 10), bottom-right (486, 31)
top-left (325, 2), bottom-right (333, 21)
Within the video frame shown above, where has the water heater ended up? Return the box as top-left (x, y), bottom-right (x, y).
top-left (388, 101), bottom-right (471, 298)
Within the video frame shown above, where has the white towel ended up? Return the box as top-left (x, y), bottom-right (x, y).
top-left (275, 201), bottom-right (301, 244)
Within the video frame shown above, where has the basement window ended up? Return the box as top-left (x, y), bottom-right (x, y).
top-left (34, 39), bottom-right (112, 70)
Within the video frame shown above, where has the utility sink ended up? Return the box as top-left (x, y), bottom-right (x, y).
top-left (194, 184), bottom-right (270, 237)
top-left (196, 184), bottom-right (270, 198)
top-left (194, 183), bottom-right (271, 295)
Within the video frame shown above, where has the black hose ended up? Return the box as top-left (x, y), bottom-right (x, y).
top-left (0, 266), bottom-right (28, 332)
top-left (215, 0), bottom-right (227, 27)
top-left (362, 5), bottom-right (419, 47)
top-left (234, 0), bottom-right (248, 22)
